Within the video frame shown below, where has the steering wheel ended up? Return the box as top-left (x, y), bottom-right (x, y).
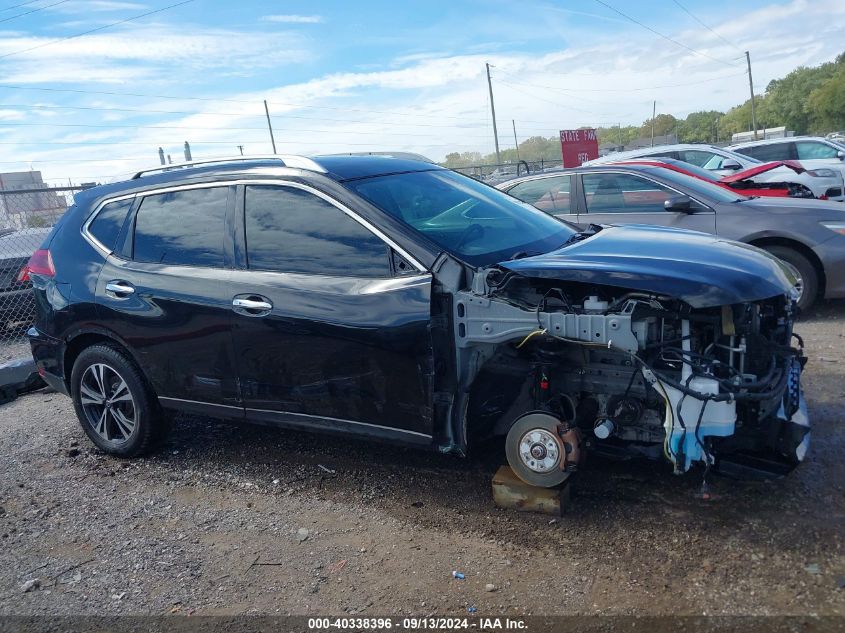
top-left (454, 223), bottom-right (485, 250)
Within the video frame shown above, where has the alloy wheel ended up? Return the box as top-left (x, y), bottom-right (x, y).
top-left (79, 363), bottom-right (137, 444)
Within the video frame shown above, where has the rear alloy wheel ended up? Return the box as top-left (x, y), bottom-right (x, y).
top-left (505, 412), bottom-right (570, 487)
top-left (71, 344), bottom-right (159, 456)
top-left (763, 245), bottom-right (819, 311)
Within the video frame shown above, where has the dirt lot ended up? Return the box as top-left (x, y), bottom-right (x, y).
top-left (0, 304), bottom-right (843, 618)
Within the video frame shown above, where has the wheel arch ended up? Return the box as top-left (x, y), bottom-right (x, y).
top-left (62, 327), bottom-right (147, 392)
top-left (745, 236), bottom-right (826, 297)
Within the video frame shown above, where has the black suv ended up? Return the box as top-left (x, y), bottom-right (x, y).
top-left (27, 155), bottom-right (810, 486)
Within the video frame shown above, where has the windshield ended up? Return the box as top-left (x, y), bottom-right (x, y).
top-left (346, 169), bottom-right (577, 266)
top-left (646, 167), bottom-right (749, 203)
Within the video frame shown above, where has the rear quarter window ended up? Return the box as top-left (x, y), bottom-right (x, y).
top-left (87, 198), bottom-right (133, 251)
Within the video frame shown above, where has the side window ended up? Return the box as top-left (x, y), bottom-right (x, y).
top-left (244, 185), bottom-right (390, 278)
top-left (796, 141), bottom-right (840, 160)
top-left (746, 142), bottom-right (794, 161)
top-left (133, 187), bottom-right (228, 267)
top-left (643, 151), bottom-right (679, 160)
top-left (88, 198), bottom-right (133, 251)
top-left (507, 176), bottom-right (572, 214)
top-left (583, 173), bottom-right (676, 213)
top-left (702, 154), bottom-right (733, 170)
top-left (679, 150), bottom-right (717, 168)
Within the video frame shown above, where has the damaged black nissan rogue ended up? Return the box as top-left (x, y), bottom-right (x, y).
top-left (25, 155), bottom-right (810, 486)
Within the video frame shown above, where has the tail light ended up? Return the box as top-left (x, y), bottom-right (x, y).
top-left (18, 249), bottom-right (55, 282)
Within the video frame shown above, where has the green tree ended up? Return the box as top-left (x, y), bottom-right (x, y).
top-left (640, 114), bottom-right (677, 138)
top-left (807, 63), bottom-right (845, 133)
top-left (766, 59), bottom-right (839, 134)
top-left (678, 110), bottom-right (724, 143)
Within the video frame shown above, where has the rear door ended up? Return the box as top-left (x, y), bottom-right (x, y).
top-left (576, 171), bottom-right (716, 233)
top-left (229, 182), bottom-right (434, 444)
top-left (503, 175), bottom-right (578, 224)
top-left (95, 184), bottom-right (241, 413)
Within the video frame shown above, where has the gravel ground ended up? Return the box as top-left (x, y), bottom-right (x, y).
top-left (0, 304), bottom-right (843, 617)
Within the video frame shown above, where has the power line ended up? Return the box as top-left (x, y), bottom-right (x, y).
top-left (494, 78), bottom-right (622, 117)
top-left (592, 0), bottom-right (738, 67)
top-left (0, 0), bottom-right (197, 60)
top-left (0, 83), bottom-right (488, 123)
top-left (0, 114), bottom-right (500, 131)
top-left (1, 0), bottom-right (42, 11)
top-left (496, 70), bottom-right (747, 93)
top-left (670, 0), bottom-right (739, 50)
top-left (0, 0), bottom-right (71, 24)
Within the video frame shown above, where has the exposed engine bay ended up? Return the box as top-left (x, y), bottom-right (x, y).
top-left (455, 268), bottom-right (810, 487)
top-left (727, 179), bottom-right (815, 198)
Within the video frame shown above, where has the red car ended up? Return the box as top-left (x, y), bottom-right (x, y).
top-left (608, 158), bottom-right (819, 199)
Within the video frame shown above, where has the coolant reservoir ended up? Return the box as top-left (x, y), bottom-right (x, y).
top-left (650, 374), bottom-right (737, 472)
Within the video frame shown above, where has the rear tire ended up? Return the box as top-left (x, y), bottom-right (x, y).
top-left (70, 344), bottom-right (161, 457)
top-left (764, 245), bottom-right (818, 311)
top-left (505, 412), bottom-right (570, 487)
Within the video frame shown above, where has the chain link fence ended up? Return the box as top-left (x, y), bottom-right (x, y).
top-left (0, 186), bottom-right (86, 361)
top-left (451, 158), bottom-right (564, 185)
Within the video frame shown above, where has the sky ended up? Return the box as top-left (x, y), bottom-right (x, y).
top-left (0, 0), bottom-right (843, 185)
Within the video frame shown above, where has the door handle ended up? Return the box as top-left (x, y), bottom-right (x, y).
top-left (232, 296), bottom-right (273, 316)
top-left (105, 280), bottom-right (135, 297)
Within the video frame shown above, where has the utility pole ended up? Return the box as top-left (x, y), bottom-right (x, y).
top-left (486, 63), bottom-right (501, 165)
top-left (264, 100), bottom-right (277, 154)
top-left (158, 147), bottom-right (165, 165)
top-left (745, 51), bottom-right (758, 140)
top-left (237, 145), bottom-right (244, 156)
top-left (512, 119), bottom-right (519, 161)
top-left (183, 141), bottom-right (192, 162)
top-left (651, 101), bottom-right (656, 147)
top-left (617, 122), bottom-right (622, 146)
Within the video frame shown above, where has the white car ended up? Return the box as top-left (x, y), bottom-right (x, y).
top-left (729, 137), bottom-right (845, 196)
top-left (587, 143), bottom-right (845, 201)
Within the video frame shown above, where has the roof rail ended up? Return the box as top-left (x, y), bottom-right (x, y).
top-left (131, 154), bottom-right (326, 179)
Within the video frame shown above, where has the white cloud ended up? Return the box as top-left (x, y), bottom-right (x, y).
top-left (2, 0), bottom-right (845, 184)
top-left (260, 14), bottom-right (323, 24)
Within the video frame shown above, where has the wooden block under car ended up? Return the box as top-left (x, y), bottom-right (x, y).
top-left (491, 465), bottom-right (572, 516)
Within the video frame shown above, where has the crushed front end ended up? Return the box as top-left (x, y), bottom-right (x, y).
top-left (455, 268), bottom-right (809, 485)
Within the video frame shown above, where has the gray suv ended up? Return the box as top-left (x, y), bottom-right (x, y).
top-left (499, 162), bottom-right (845, 310)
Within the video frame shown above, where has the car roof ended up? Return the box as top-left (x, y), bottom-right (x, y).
top-left (499, 163), bottom-right (666, 187)
top-left (585, 144), bottom-right (728, 163)
top-left (729, 136), bottom-right (833, 149)
top-left (73, 154), bottom-right (443, 206)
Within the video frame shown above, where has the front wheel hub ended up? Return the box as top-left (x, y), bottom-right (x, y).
top-left (519, 429), bottom-right (561, 473)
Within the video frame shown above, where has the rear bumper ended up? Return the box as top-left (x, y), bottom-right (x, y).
top-left (26, 326), bottom-right (68, 396)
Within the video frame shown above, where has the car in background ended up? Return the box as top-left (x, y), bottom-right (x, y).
top-left (729, 136), bottom-right (845, 188)
top-left (498, 163), bottom-right (845, 310)
top-left (587, 143), bottom-right (845, 201)
top-left (607, 157), bottom-right (817, 198)
top-left (0, 227), bottom-right (53, 330)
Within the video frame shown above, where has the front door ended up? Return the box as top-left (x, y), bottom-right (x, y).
top-left (229, 183), bottom-right (434, 444)
top-left (576, 171), bottom-right (717, 234)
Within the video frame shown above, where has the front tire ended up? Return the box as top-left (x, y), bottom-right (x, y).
top-left (505, 412), bottom-right (570, 487)
top-left (764, 245), bottom-right (818, 311)
top-left (70, 344), bottom-right (160, 456)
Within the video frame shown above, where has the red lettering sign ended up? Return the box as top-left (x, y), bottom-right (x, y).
top-left (560, 128), bottom-right (598, 167)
